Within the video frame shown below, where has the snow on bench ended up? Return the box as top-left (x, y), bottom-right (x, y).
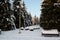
top-left (25, 27), bottom-right (29, 30)
top-left (42, 29), bottom-right (59, 37)
top-left (20, 27), bottom-right (24, 30)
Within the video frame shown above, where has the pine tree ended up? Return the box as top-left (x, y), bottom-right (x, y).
top-left (40, 0), bottom-right (60, 31)
top-left (0, 0), bottom-right (17, 31)
top-left (0, 0), bottom-right (9, 30)
top-left (13, 0), bottom-right (22, 28)
top-left (13, 0), bottom-right (33, 28)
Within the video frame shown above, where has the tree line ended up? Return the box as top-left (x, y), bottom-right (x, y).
top-left (0, 0), bottom-right (32, 31)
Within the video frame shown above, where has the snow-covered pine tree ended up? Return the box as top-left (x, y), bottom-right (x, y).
top-left (0, 0), bottom-right (16, 31)
top-left (13, 0), bottom-right (32, 28)
top-left (13, 0), bottom-right (22, 28)
top-left (22, 2), bottom-right (32, 27)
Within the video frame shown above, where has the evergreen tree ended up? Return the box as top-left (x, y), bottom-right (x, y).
top-left (21, 1), bottom-right (32, 27)
top-left (40, 0), bottom-right (60, 31)
top-left (0, 0), bottom-right (16, 31)
top-left (13, 0), bottom-right (21, 28)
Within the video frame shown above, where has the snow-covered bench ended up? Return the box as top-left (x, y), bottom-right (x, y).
top-left (29, 27), bottom-right (34, 31)
top-left (25, 27), bottom-right (29, 30)
top-left (33, 27), bottom-right (40, 30)
top-left (0, 29), bottom-right (1, 34)
top-left (42, 29), bottom-right (59, 37)
top-left (20, 27), bottom-right (24, 30)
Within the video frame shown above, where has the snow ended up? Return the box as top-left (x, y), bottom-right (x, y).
top-left (42, 29), bottom-right (59, 34)
top-left (25, 25), bottom-right (40, 30)
top-left (0, 25), bottom-right (60, 40)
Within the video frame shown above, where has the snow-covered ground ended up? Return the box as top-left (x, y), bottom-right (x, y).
top-left (0, 25), bottom-right (60, 40)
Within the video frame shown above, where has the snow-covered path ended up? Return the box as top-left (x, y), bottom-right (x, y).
top-left (0, 25), bottom-right (60, 40)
